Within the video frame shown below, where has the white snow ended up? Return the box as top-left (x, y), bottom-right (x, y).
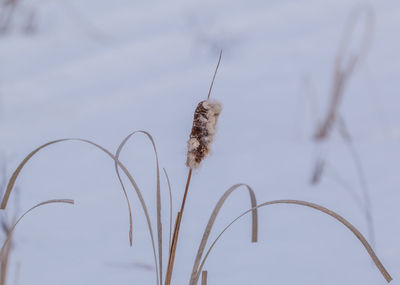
top-left (0, 0), bottom-right (399, 284)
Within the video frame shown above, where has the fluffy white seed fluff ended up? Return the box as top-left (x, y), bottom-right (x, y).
top-left (186, 99), bottom-right (222, 169)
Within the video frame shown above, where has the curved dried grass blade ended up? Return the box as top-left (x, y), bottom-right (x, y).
top-left (189, 184), bottom-right (258, 285)
top-left (0, 199), bottom-right (74, 258)
top-left (114, 131), bottom-right (162, 285)
top-left (163, 168), bottom-right (173, 252)
top-left (1, 139), bottom-right (66, 209)
top-left (197, 200), bottom-right (392, 284)
top-left (0, 139), bottom-right (134, 244)
top-left (0, 138), bottom-right (159, 285)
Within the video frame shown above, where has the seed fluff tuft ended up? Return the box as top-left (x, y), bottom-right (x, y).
top-left (186, 100), bottom-right (222, 169)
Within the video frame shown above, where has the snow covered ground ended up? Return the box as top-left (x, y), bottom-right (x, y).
top-left (0, 0), bottom-right (399, 284)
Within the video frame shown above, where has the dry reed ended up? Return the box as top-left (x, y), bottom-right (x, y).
top-left (165, 50), bottom-right (223, 285)
top-left (308, 4), bottom-right (377, 247)
top-left (193, 200), bottom-right (392, 284)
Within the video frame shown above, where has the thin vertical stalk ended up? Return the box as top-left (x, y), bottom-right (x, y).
top-left (165, 50), bottom-right (222, 285)
top-left (201, 271), bottom-right (208, 285)
top-left (163, 168), bottom-right (173, 252)
top-left (179, 168), bottom-right (193, 215)
top-left (165, 168), bottom-right (193, 285)
top-left (0, 237), bottom-right (11, 285)
top-left (207, 51), bottom-right (222, 100)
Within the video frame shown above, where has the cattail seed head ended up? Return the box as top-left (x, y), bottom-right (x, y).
top-left (186, 99), bottom-right (222, 169)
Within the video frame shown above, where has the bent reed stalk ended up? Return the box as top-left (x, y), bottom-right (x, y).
top-left (193, 200), bottom-right (392, 284)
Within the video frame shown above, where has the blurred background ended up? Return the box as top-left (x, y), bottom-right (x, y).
top-left (0, 0), bottom-right (399, 284)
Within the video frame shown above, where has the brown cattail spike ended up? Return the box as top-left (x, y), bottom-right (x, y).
top-left (186, 100), bottom-right (222, 169)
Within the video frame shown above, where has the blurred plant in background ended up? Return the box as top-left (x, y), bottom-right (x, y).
top-left (297, 4), bottom-right (379, 249)
top-left (0, 0), bottom-right (37, 35)
top-left (0, 159), bottom-right (20, 285)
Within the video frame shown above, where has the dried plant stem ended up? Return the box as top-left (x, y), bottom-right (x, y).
top-left (114, 130), bottom-right (163, 285)
top-left (315, 5), bottom-right (374, 140)
top-left (179, 169), bottom-right (193, 215)
top-left (189, 184), bottom-right (258, 285)
top-left (0, 199), bottom-right (74, 258)
top-left (310, 4), bottom-right (376, 250)
top-left (165, 168), bottom-right (193, 285)
top-left (165, 212), bottom-right (182, 285)
top-left (207, 51), bottom-right (222, 100)
top-left (325, 162), bottom-right (364, 212)
top-left (195, 200), bottom-right (392, 284)
top-left (166, 51), bottom-right (222, 284)
top-left (163, 168), bottom-right (173, 252)
top-left (201, 271), bottom-right (207, 285)
top-left (0, 236), bottom-right (11, 285)
top-left (338, 117), bottom-right (375, 247)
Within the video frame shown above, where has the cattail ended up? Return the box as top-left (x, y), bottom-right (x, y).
top-left (165, 51), bottom-right (223, 285)
top-left (186, 99), bottom-right (222, 169)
